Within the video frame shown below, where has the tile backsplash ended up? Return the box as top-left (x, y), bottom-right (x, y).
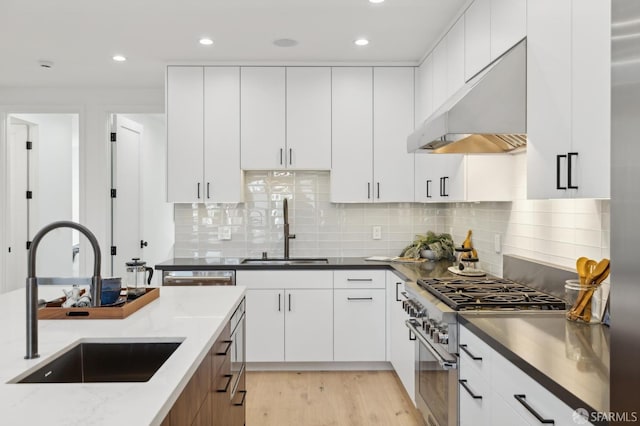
top-left (174, 170), bottom-right (610, 276)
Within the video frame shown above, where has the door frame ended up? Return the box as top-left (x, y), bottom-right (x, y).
top-left (0, 106), bottom-right (83, 293)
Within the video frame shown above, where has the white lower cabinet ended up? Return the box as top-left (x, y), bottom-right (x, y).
top-left (334, 288), bottom-right (386, 361)
top-left (459, 325), bottom-right (593, 426)
top-left (240, 270), bottom-right (333, 363)
top-left (388, 275), bottom-right (415, 403)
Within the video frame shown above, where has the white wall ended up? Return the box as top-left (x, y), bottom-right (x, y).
top-left (0, 87), bottom-right (163, 291)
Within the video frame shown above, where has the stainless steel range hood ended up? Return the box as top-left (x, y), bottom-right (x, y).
top-left (408, 39), bottom-right (527, 154)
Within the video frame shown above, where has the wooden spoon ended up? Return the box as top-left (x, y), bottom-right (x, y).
top-left (581, 264), bottom-right (610, 322)
top-left (576, 257), bottom-right (589, 285)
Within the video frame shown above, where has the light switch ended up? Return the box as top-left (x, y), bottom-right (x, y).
top-left (372, 226), bottom-right (382, 240)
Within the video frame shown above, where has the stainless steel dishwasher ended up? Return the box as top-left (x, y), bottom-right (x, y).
top-left (162, 270), bottom-right (236, 286)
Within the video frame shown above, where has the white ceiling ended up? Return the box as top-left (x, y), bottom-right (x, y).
top-left (0, 0), bottom-right (467, 89)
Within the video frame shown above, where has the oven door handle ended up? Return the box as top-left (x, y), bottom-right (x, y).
top-left (405, 320), bottom-right (457, 369)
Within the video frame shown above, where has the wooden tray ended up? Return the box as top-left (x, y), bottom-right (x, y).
top-left (38, 288), bottom-right (159, 320)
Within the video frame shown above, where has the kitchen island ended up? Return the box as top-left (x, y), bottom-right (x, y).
top-left (0, 285), bottom-right (245, 425)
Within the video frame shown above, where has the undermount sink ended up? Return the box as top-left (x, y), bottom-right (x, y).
top-left (241, 258), bottom-right (329, 265)
top-left (15, 341), bottom-right (182, 383)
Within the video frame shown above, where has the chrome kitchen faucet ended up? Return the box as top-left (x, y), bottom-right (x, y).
top-left (283, 198), bottom-right (296, 259)
top-left (25, 221), bottom-right (102, 359)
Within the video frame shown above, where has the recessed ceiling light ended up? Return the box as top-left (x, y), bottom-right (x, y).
top-left (273, 38), bottom-right (298, 47)
top-left (199, 38), bottom-right (214, 46)
top-left (112, 55), bottom-right (126, 62)
top-left (354, 38), bottom-right (369, 46)
top-left (369, 0), bottom-right (385, 3)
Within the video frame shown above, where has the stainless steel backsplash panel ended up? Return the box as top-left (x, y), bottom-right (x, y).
top-left (503, 255), bottom-right (576, 301)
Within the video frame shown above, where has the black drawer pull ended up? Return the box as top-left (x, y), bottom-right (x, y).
top-left (347, 297), bottom-right (373, 301)
top-left (567, 152), bottom-right (579, 189)
top-left (216, 374), bottom-right (233, 393)
top-left (346, 278), bottom-right (373, 282)
top-left (459, 379), bottom-right (482, 399)
top-left (556, 154), bottom-right (567, 190)
top-left (215, 340), bottom-right (232, 356)
top-left (514, 394), bottom-right (555, 424)
top-left (395, 282), bottom-right (402, 301)
top-left (426, 179), bottom-right (432, 198)
top-left (459, 344), bottom-right (483, 361)
top-left (233, 390), bottom-right (247, 406)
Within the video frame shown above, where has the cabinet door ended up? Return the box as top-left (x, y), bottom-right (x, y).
top-left (204, 67), bottom-right (243, 203)
top-left (334, 289), bottom-right (386, 361)
top-left (446, 16), bottom-right (466, 99)
top-left (240, 67), bottom-right (286, 170)
top-left (388, 280), bottom-right (415, 403)
top-left (167, 66), bottom-right (204, 202)
top-left (571, 0), bottom-right (611, 199)
top-left (432, 41), bottom-right (448, 110)
top-left (414, 154), bottom-right (437, 202)
top-left (526, 0), bottom-right (573, 199)
top-left (284, 289), bottom-right (333, 362)
top-left (415, 55), bottom-right (434, 125)
top-left (286, 67), bottom-right (331, 170)
top-left (490, 0), bottom-right (526, 61)
top-left (373, 67), bottom-right (415, 203)
top-left (465, 0), bottom-right (491, 81)
top-left (459, 367), bottom-right (491, 426)
top-left (331, 67), bottom-right (373, 203)
top-left (245, 289), bottom-right (284, 362)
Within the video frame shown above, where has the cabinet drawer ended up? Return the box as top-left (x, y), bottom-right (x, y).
top-left (334, 270), bottom-right (386, 289)
top-left (237, 270), bottom-right (332, 289)
top-left (459, 325), bottom-right (492, 379)
top-left (459, 364), bottom-right (491, 426)
top-left (334, 289), bottom-right (386, 361)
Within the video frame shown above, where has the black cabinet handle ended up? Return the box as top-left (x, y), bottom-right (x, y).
top-left (439, 177), bottom-right (444, 196)
top-left (556, 154), bottom-right (567, 190)
top-left (233, 390), bottom-right (247, 406)
top-left (426, 180), bottom-right (432, 198)
top-left (442, 177), bottom-right (449, 197)
top-left (459, 344), bottom-right (483, 361)
top-left (140, 240), bottom-right (148, 249)
top-left (197, 182), bottom-right (201, 199)
top-left (459, 379), bottom-right (482, 399)
top-left (367, 182), bottom-right (371, 199)
top-left (395, 282), bottom-right (402, 301)
top-left (278, 293), bottom-right (281, 312)
top-left (409, 329), bottom-right (416, 341)
top-left (377, 182), bottom-right (380, 199)
top-left (216, 374), bottom-right (233, 393)
top-left (280, 148), bottom-right (283, 165)
top-left (207, 182), bottom-right (210, 199)
top-left (347, 297), bottom-right (373, 301)
top-left (288, 293), bottom-right (291, 311)
top-left (215, 340), bottom-right (232, 356)
top-left (347, 278), bottom-right (373, 282)
top-left (568, 152), bottom-right (579, 189)
top-left (289, 148), bottom-right (292, 165)
top-left (513, 394), bottom-right (555, 424)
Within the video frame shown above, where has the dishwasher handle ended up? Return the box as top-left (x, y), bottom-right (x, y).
top-left (163, 273), bottom-right (235, 286)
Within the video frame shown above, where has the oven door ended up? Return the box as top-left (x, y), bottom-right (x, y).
top-left (406, 320), bottom-right (458, 426)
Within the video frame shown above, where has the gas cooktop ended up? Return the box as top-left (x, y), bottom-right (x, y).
top-left (417, 277), bottom-right (567, 311)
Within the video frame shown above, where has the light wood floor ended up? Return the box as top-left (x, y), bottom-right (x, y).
top-left (246, 371), bottom-right (424, 426)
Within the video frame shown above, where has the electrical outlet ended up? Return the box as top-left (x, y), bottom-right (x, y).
top-left (372, 226), bottom-right (382, 240)
top-left (494, 233), bottom-right (501, 253)
top-left (218, 226), bottom-right (232, 241)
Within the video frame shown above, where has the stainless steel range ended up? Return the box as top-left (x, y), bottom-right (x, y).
top-left (403, 275), bottom-right (567, 426)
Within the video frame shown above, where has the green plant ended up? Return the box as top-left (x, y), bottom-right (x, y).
top-left (399, 231), bottom-right (455, 260)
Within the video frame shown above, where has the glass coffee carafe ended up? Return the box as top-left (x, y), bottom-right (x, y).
top-left (125, 258), bottom-right (154, 298)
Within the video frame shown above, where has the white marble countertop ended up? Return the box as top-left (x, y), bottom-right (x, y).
top-left (0, 285), bottom-right (245, 426)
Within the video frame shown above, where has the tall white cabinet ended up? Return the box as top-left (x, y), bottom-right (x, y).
top-left (331, 67), bottom-right (414, 203)
top-left (166, 66), bottom-right (242, 203)
top-left (527, 0), bottom-right (610, 199)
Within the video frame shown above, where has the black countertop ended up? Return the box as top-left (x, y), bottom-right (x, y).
top-left (459, 312), bottom-right (610, 419)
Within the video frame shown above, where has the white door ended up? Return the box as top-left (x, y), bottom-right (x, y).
top-left (245, 289), bottom-right (285, 362)
top-left (111, 115), bottom-right (142, 280)
top-left (284, 289), bottom-right (333, 362)
top-left (6, 120), bottom-right (31, 292)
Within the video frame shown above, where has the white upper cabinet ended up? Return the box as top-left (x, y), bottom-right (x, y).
top-left (331, 67), bottom-right (373, 202)
top-left (204, 67), bottom-right (243, 203)
top-left (167, 66), bottom-right (242, 203)
top-left (490, 0), bottom-right (526, 61)
top-left (527, 0), bottom-right (610, 199)
top-left (415, 55), bottom-right (434, 126)
top-left (432, 41), bottom-right (448, 111)
top-left (373, 67), bottom-right (415, 203)
top-left (464, 0), bottom-right (491, 81)
top-left (446, 16), bottom-right (466, 99)
top-left (167, 66), bottom-right (204, 202)
top-left (240, 67), bottom-right (286, 170)
top-left (285, 67), bottom-right (332, 170)
top-left (414, 154), bottom-right (465, 202)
